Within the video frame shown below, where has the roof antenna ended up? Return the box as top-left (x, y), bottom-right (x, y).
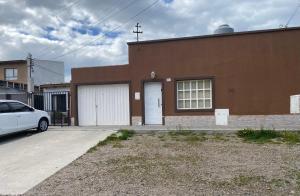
top-left (281, 3), bottom-right (300, 28)
top-left (133, 22), bottom-right (143, 42)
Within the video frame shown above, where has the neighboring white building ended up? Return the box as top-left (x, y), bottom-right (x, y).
top-left (33, 59), bottom-right (65, 86)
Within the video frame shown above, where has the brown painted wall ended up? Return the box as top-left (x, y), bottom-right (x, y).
top-left (71, 65), bottom-right (131, 121)
top-left (128, 29), bottom-right (300, 116)
top-left (71, 28), bottom-right (300, 123)
top-left (0, 62), bottom-right (27, 84)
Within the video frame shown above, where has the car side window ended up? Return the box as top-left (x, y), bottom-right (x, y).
top-left (8, 102), bottom-right (32, 113)
top-left (0, 103), bottom-right (11, 113)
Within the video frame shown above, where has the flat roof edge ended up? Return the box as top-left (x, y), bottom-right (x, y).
top-left (127, 26), bottom-right (300, 45)
top-left (71, 64), bottom-right (129, 70)
top-left (0, 60), bottom-right (26, 65)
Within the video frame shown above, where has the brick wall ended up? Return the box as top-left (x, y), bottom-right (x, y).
top-left (164, 115), bottom-right (300, 130)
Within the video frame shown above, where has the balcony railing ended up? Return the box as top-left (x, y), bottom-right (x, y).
top-left (0, 80), bottom-right (27, 91)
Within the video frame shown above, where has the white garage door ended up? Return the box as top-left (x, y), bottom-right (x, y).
top-left (78, 84), bottom-right (130, 126)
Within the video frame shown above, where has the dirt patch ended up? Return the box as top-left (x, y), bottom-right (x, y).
top-left (25, 132), bottom-right (300, 195)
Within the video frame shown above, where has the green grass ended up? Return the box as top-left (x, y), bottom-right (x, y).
top-left (281, 132), bottom-right (300, 144)
top-left (296, 171), bottom-right (300, 190)
top-left (237, 128), bottom-right (300, 144)
top-left (168, 130), bottom-right (194, 136)
top-left (212, 133), bottom-right (229, 141)
top-left (213, 175), bottom-right (265, 188)
top-left (87, 129), bottom-right (135, 153)
top-left (270, 178), bottom-right (290, 187)
top-left (167, 130), bottom-right (207, 144)
top-left (232, 175), bottom-right (264, 186)
top-left (237, 129), bottom-right (280, 143)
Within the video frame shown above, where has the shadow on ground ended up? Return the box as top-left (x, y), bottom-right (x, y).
top-left (0, 130), bottom-right (38, 145)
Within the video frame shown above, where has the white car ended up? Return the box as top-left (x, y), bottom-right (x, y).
top-left (0, 100), bottom-right (50, 136)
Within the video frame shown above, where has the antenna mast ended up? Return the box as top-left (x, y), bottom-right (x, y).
top-left (133, 22), bottom-right (143, 42)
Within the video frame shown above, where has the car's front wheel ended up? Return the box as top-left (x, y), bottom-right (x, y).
top-left (37, 118), bottom-right (48, 132)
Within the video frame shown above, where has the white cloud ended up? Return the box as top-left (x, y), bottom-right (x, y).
top-left (0, 0), bottom-right (299, 82)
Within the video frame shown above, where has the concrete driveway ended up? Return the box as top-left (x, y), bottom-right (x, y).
top-left (0, 127), bottom-right (116, 195)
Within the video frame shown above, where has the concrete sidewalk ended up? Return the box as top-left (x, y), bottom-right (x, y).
top-left (0, 128), bottom-right (116, 195)
top-left (49, 125), bottom-right (240, 132)
top-left (52, 125), bottom-right (300, 133)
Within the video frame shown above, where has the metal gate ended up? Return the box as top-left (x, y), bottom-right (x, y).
top-left (29, 91), bottom-right (71, 126)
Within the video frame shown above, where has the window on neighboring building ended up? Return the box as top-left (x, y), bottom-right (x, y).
top-left (177, 79), bottom-right (213, 110)
top-left (5, 68), bottom-right (18, 81)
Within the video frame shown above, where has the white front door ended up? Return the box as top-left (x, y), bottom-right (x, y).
top-left (144, 82), bottom-right (163, 125)
top-left (78, 84), bottom-right (130, 126)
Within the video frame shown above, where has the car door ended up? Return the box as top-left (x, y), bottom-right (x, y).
top-left (0, 102), bottom-right (17, 135)
top-left (8, 102), bottom-right (37, 130)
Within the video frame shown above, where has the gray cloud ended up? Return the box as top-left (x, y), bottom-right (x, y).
top-left (0, 0), bottom-right (299, 81)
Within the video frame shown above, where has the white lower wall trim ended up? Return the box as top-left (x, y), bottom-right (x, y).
top-left (165, 115), bottom-right (300, 130)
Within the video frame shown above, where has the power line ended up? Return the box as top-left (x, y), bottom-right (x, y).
top-left (33, 59), bottom-right (65, 76)
top-left (285, 3), bottom-right (300, 27)
top-left (30, 0), bottom-right (84, 58)
top-left (56, 0), bottom-right (83, 15)
top-left (50, 0), bottom-right (160, 60)
top-left (36, 0), bottom-right (138, 59)
top-left (88, 0), bottom-right (138, 29)
top-left (53, 0), bottom-right (83, 27)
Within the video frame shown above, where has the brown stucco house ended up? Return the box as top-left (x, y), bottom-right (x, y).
top-left (71, 27), bottom-right (300, 129)
top-left (0, 60), bottom-right (28, 84)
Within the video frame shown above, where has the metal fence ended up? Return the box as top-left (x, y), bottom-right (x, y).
top-left (1, 91), bottom-right (71, 126)
top-left (30, 91), bottom-right (71, 126)
top-left (0, 80), bottom-right (27, 91)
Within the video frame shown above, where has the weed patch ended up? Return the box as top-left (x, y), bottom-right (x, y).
top-left (237, 129), bottom-right (280, 143)
top-left (281, 132), bottom-right (300, 144)
top-left (296, 171), bottom-right (300, 189)
top-left (112, 141), bottom-right (124, 148)
top-left (167, 131), bottom-right (207, 144)
top-left (168, 130), bottom-right (194, 136)
top-left (237, 129), bottom-right (300, 144)
top-left (87, 130), bottom-right (135, 153)
top-left (270, 178), bottom-right (290, 187)
top-left (183, 135), bottom-right (207, 143)
top-left (212, 133), bottom-right (229, 141)
top-left (233, 175), bottom-right (264, 186)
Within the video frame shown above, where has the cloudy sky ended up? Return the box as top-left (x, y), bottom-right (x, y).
top-left (0, 0), bottom-right (299, 81)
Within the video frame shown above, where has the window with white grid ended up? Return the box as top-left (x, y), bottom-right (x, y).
top-left (5, 68), bottom-right (18, 81)
top-left (177, 79), bottom-right (213, 110)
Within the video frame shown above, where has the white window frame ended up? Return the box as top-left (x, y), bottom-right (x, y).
top-left (176, 79), bottom-right (213, 110)
top-left (5, 68), bottom-right (18, 81)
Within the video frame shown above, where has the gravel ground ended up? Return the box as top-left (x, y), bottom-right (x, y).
top-left (25, 132), bottom-right (300, 196)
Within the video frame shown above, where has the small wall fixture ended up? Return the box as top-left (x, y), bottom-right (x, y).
top-left (150, 71), bottom-right (156, 79)
top-left (135, 92), bottom-right (141, 100)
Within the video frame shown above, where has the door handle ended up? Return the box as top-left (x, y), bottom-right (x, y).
top-left (158, 99), bottom-right (160, 107)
